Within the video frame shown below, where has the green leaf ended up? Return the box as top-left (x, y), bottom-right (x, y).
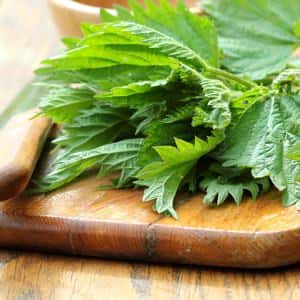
top-left (163, 101), bottom-right (197, 123)
top-left (34, 0), bottom-right (298, 217)
top-left (53, 102), bottom-right (133, 154)
top-left (39, 87), bottom-right (94, 123)
top-left (37, 65), bottom-right (172, 91)
top-left (95, 66), bottom-right (202, 109)
top-left (204, 0), bottom-right (300, 79)
top-left (229, 86), bottom-right (269, 127)
top-left (200, 175), bottom-right (270, 206)
top-left (126, 0), bottom-right (219, 67)
top-left (61, 37), bottom-right (80, 49)
top-left (78, 23), bottom-right (142, 46)
top-left (100, 0), bottom-right (219, 68)
top-left (34, 139), bottom-right (143, 192)
top-left (137, 121), bottom-right (195, 166)
top-left (272, 68), bottom-right (300, 94)
top-left (192, 76), bottom-right (232, 129)
top-left (131, 103), bottom-right (167, 134)
top-left (219, 95), bottom-right (300, 206)
top-left (43, 44), bottom-right (178, 70)
top-left (136, 131), bottom-right (224, 217)
top-left (42, 57), bottom-right (119, 70)
top-left (114, 21), bottom-right (208, 70)
top-left (96, 77), bottom-right (172, 107)
top-left (294, 19), bottom-right (300, 38)
top-left (287, 142), bottom-right (300, 161)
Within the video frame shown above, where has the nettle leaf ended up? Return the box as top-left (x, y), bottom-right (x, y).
top-left (106, 0), bottom-right (219, 67)
top-left (272, 68), bottom-right (300, 94)
top-left (287, 142), bottom-right (300, 184)
top-left (204, 0), bottom-right (300, 79)
top-left (34, 0), bottom-right (300, 217)
top-left (61, 37), bottom-right (80, 49)
top-left (130, 102), bottom-right (167, 134)
top-left (229, 86), bottom-right (269, 127)
top-left (288, 142), bottom-right (300, 161)
top-left (200, 175), bottom-right (270, 206)
top-left (43, 44), bottom-right (178, 70)
top-left (273, 68), bottom-right (300, 85)
top-left (78, 23), bottom-right (142, 46)
top-left (37, 65), bottom-right (172, 91)
top-left (114, 21), bottom-right (208, 70)
top-left (96, 76), bottom-right (172, 107)
top-left (69, 138), bottom-right (143, 188)
top-left (95, 66), bottom-right (202, 109)
top-left (192, 77), bottom-right (232, 129)
top-left (54, 103), bottom-right (133, 154)
top-left (137, 121), bottom-right (196, 166)
top-left (97, 88), bottom-right (166, 109)
top-left (136, 131), bottom-right (224, 217)
top-left (219, 95), bottom-right (300, 206)
top-left (39, 87), bottom-right (94, 123)
top-left (41, 57), bottom-right (120, 70)
top-left (34, 139), bottom-right (143, 192)
top-left (163, 101), bottom-right (197, 123)
top-left (199, 162), bottom-right (271, 205)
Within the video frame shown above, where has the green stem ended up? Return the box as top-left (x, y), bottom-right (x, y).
top-left (207, 66), bottom-right (257, 89)
top-left (194, 54), bottom-right (256, 89)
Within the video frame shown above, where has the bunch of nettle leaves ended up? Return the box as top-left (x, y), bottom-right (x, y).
top-left (34, 0), bottom-right (300, 217)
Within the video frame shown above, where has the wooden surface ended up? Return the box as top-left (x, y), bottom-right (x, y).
top-left (0, 1), bottom-right (300, 299)
top-left (0, 249), bottom-right (299, 300)
top-left (0, 175), bottom-right (300, 268)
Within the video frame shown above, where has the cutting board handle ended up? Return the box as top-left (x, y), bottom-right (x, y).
top-left (0, 110), bottom-right (52, 201)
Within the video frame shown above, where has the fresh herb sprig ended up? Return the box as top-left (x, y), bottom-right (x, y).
top-left (34, 0), bottom-right (300, 218)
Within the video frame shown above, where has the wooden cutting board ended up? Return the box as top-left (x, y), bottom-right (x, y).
top-left (0, 85), bottom-right (300, 269)
top-left (0, 174), bottom-right (300, 268)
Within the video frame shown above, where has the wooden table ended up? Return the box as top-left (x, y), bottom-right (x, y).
top-left (0, 1), bottom-right (299, 299)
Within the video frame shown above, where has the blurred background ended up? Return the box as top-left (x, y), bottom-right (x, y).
top-left (0, 1), bottom-right (59, 114)
top-left (0, 0), bottom-right (59, 113)
top-left (0, 0), bottom-right (200, 114)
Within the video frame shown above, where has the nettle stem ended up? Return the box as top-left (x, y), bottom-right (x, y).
top-left (194, 56), bottom-right (256, 89)
top-left (206, 66), bottom-right (257, 89)
top-left (186, 58), bottom-right (257, 89)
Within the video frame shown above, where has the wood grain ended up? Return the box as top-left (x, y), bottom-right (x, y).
top-left (0, 110), bottom-right (52, 200)
top-left (0, 249), bottom-right (299, 300)
top-left (0, 174), bottom-right (299, 268)
top-left (0, 0), bottom-right (300, 299)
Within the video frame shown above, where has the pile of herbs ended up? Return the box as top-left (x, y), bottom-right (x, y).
top-left (34, 0), bottom-right (300, 217)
